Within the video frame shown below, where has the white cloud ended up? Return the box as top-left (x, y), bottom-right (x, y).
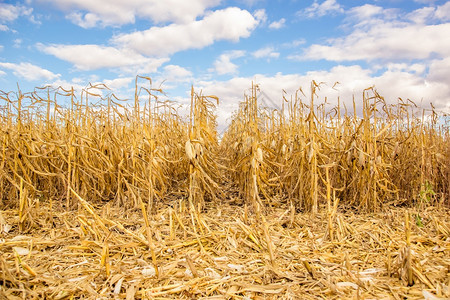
top-left (406, 2), bottom-right (450, 24)
top-left (295, 3), bottom-right (450, 62)
top-left (384, 63), bottom-right (426, 75)
top-left (28, 14), bottom-right (41, 25)
top-left (346, 4), bottom-right (386, 21)
top-left (343, 4), bottom-right (400, 30)
top-left (0, 62), bottom-right (60, 81)
top-left (252, 46), bottom-right (279, 59)
top-left (67, 11), bottom-right (101, 29)
top-left (214, 57), bottom-right (238, 75)
top-left (46, 79), bottom-right (85, 91)
top-left (13, 39), bottom-right (22, 48)
top-left (282, 39), bottom-right (306, 48)
top-left (253, 9), bottom-right (267, 24)
top-left (113, 7), bottom-right (258, 57)
top-left (298, 0), bottom-right (344, 18)
top-left (407, 6), bottom-right (435, 24)
top-left (38, 7), bottom-right (258, 76)
top-left (147, 65), bottom-right (194, 90)
top-left (38, 44), bottom-right (169, 73)
top-left (102, 77), bottom-right (134, 90)
top-left (39, 0), bottom-right (221, 27)
top-left (0, 3), bottom-right (32, 22)
top-left (269, 18), bottom-right (286, 29)
top-left (213, 50), bottom-right (246, 75)
top-left (121, 60), bottom-right (171, 75)
top-left (0, 2), bottom-right (33, 30)
top-left (298, 21), bottom-right (450, 61)
top-left (434, 2), bottom-right (450, 21)
top-left (427, 57), bottom-right (450, 83)
top-left (163, 65), bottom-right (193, 81)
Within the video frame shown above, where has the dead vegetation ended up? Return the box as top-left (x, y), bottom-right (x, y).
top-left (0, 78), bottom-right (449, 299)
top-left (1, 201), bottom-right (449, 299)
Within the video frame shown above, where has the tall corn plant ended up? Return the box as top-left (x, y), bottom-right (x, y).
top-left (185, 87), bottom-right (222, 212)
top-left (221, 83), bottom-right (275, 214)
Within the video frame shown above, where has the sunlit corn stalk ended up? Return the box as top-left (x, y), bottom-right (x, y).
top-left (227, 83), bottom-right (265, 213)
top-left (186, 87), bottom-right (222, 212)
top-left (249, 83), bottom-right (262, 213)
top-left (285, 89), bottom-right (308, 209)
top-left (308, 81), bottom-right (319, 213)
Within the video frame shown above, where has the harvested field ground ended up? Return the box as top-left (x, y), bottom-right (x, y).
top-left (1, 83), bottom-right (449, 299)
top-left (1, 200), bottom-right (449, 299)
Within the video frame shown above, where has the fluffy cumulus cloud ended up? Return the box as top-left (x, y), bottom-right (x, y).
top-left (282, 39), bottom-right (306, 48)
top-left (407, 1), bottom-right (450, 23)
top-left (427, 56), bottom-right (450, 83)
top-left (38, 44), bottom-right (169, 73)
top-left (0, 62), bottom-right (60, 81)
top-left (37, 6), bottom-right (258, 76)
top-left (113, 7), bottom-right (258, 57)
top-left (253, 9), bottom-right (267, 24)
top-left (38, 0), bottom-right (221, 28)
top-left (102, 77), bottom-right (134, 90)
top-left (345, 4), bottom-right (397, 26)
top-left (295, 3), bottom-right (450, 62)
top-left (67, 11), bottom-right (102, 29)
top-left (145, 65), bottom-right (194, 91)
top-left (298, 0), bottom-right (344, 18)
top-left (407, 6), bottom-right (435, 24)
top-left (213, 50), bottom-right (246, 75)
top-left (300, 23), bottom-right (450, 61)
top-left (252, 46), bottom-right (279, 59)
top-left (0, 2), bottom-right (33, 30)
top-left (269, 18), bottom-right (286, 29)
top-left (434, 2), bottom-right (450, 21)
top-left (162, 65), bottom-right (193, 82)
top-left (0, 3), bottom-right (32, 22)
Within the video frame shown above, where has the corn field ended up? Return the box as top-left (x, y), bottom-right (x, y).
top-left (0, 78), bottom-right (449, 299)
top-left (1, 79), bottom-right (448, 213)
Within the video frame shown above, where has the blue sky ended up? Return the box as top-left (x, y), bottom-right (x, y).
top-left (1, 0), bottom-right (450, 129)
